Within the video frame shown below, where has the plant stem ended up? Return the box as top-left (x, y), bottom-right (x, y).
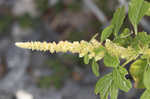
top-left (121, 58), bottom-right (133, 67)
top-left (121, 55), bottom-right (139, 67)
top-left (134, 25), bottom-right (137, 35)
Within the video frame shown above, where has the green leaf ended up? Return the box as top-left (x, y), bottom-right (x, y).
top-left (95, 73), bottom-right (119, 99)
top-left (111, 6), bottom-right (126, 37)
top-left (144, 66), bottom-right (150, 89)
top-left (92, 59), bottom-right (100, 77)
top-left (84, 54), bottom-right (89, 64)
top-left (129, 0), bottom-right (149, 34)
top-left (120, 28), bottom-right (130, 38)
top-left (103, 52), bottom-right (120, 68)
top-left (93, 46), bottom-right (106, 55)
top-left (113, 67), bottom-right (132, 92)
top-left (145, 8), bottom-right (150, 16)
top-left (113, 28), bottom-right (132, 47)
top-left (101, 25), bottom-right (114, 42)
top-left (145, 1), bottom-right (150, 16)
top-left (141, 89), bottom-right (150, 99)
top-left (93, 46), bottom-right (106, 61)
top-left (130, 59), bottom-right (147, 88)
top-left (95, 73), bottom-right (112, 94)
top-left (137, 32), bottom-right (150, 46)
top-left (131, 32), bottom-right (150, 51)
top-left (95, 73), bottom-right (113, 99)
top-left (110, 82), bottom-right (119, 99)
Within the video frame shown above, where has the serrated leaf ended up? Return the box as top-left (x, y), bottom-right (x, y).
top-left (95, 73), bottom-right (112, 94)
top-left (84, 54), bottom-right (89, 64)
top-left (141, 89), bottom-right (150, 99)
top-left (113, 67), bottom-right (132, 92)
top-left (101, 25), bottom-right (114, 42)
top-left (95, 73), bottom-right (113, 99)
top-left (144, 66), bottom-right (150, 89)
top-left (130, 59), bottom-right (147, 88)
top-left (92, 59), bottom-right (100, 77)
top-left (110, 82), bottom-right (119, 99)
top-left (129, 0), bottom-right (149, 34)
top-left (103, 52), bottom-right (120, 68)
top-left (111, 6), bottom-right (126, 37)
top-left (95, 73), bottom-right (119, 99)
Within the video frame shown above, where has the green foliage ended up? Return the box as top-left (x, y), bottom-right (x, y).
top-left (101, 25), bottom-right (114, 42)
top-left (109, 82), bottom-right (119, 99)
top-left (101, 6), bottom-right (126, 41)
top-left (113, 67), bottom-right (132, 92)
top-left (93, 46), bottom-right (106, 55)
top-left (136, 32), bottom-right (150, 46)
top-left (93, 46), bottom-right (106, 61)
top-left (113, 28), bottom-right (132, 47)
top-left (92, 59), bottom-right (100, 77)
top-left (141, 89), bottom-right (150, 99)
top-left (95, 67), bottom-right (131, 99)
top-left (145, 1), bottom-right (150, 16)
top-left (100, 6), bottom-right (126, 41)
top-left (131, 32), bottom-right (150, 51)
top-left (111, 6), bottom-right (126, 37)
top-left (129, 0), bottom-right (149, 34)
top-left (95, 73), bottom-right (115, 99)
top-left (130, 59), bottom-right (147, 88)
top-left (95, 0), bottom-right (150, 98)
top-left (103, 52), bottom-right (120, 68)
top-left (84, 54), bottom-right (89, 64)
top-left (143, 65), bottom-right (150, 89)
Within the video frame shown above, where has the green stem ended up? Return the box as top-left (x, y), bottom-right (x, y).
top-left (121, 58), bottom-right (133, 67)
top-left (134, 25), bottom-right (137, 35)
top-left (121, 55), bottom-right (139, 67)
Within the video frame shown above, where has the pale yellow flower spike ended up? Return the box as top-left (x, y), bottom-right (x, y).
top-left (15, 39), bottom-right (102, 59)
top-left (105, 39), bottom-right (137, 60)
top-left (15, 39), bottom-right (138, 61)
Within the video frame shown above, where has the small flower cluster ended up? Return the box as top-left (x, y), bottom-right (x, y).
top-left (105, 39), bottom-right (137, 59)
top-left (15, 39), bottom-right (102, 60)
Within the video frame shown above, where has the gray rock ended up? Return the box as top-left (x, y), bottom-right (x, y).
top-left (12, 0), bottom-right (38, 17)
top-left (61, 80), bottom-right (98, 99)
top-left (18, 80), bottom-right (63, 99)
top-left (0, 45), bottom-right (30, 91)
top-left (0, 37), bottom-right (11, 54)
top-left (0, 91), bottom-right (15, 99)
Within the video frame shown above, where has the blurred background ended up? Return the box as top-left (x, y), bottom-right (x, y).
top-left (0, 0), bottom-right (149, 99)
